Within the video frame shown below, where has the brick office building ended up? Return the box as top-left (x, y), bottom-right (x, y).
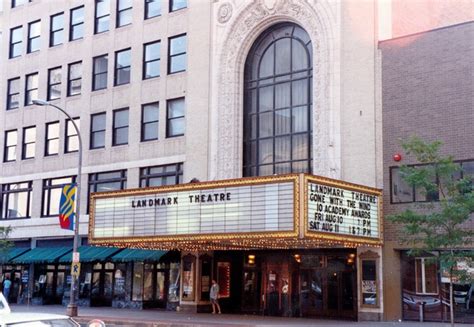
top-left (380, 21), bottom-right (474, 323)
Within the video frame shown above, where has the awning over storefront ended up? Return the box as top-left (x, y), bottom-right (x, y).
top-left (58, 246), bottom-right (121, 263)
top-left (1, 248), bottom-right (30, 262)
top-left (11, 247), bottom-right (72, 264)
top-left (111, 249), bottom-right (167, 262)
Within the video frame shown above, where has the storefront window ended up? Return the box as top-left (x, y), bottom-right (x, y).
top-left (415, 258), bottom-right (438, 294)
top-left (79, 267), bottom-right (92, 299)
top-left (361, 260), bottom-right (377, 306)
top-left (200, 255), bottom-right (212, 301)
top-left (143, 263), bottom-right (154, 301)
top-left (132, 262), bottom-right (143, 301)
top-left (182, 255), bottom-right (195, 301)
top-left (113, 263), bottom-right (126, 300)
top-left (168, 262), bottom-right (180, 303)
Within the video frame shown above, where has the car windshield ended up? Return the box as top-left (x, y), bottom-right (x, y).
top-left (7, 319), bottom-right (78, 327)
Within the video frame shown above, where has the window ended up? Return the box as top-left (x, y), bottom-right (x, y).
top-left (4, 130), bottom-right (17, 162)
top-left (9, 26), bottom-right (23, 58)
top-left (27, 20), bottom-right (41, 53)
top-left (67, 61), bottom-right (82, 96)
top-left (7, 77), bottom-right (20, 110)
top-left (65, 118), bottom-right (80, 153)
top-left (145, 0), bottom-right (161, 19)
top-left (116, 0), bottom-right (132, 27)
top-left (47, 67), bottom-right (62, 100)
top-left (42, 176), bottom-right (75, 217)
top-left (25, 72), bottom-right (39, 106)
top-left (415, 258), bottom-right (438, 294)
top-left (95, 0), bottom-right (110, 34)
top-left (70, 6), bottom-right (85, 41)
top-left (166, 98), bottom-right (185, 137)
top-left (22, 126), bottom-right (36, 159)
top-left (243, 24), bottom-right (313, 177)
top-left (114, 48), bottom-right (131, 86)
top-left (45, 121), bottom-right (59, 156)
top-left (1, 182), bottom-right (32, 219)
top-left (143, 41), bottom-right (160, 79)
top-left (90, 113), bottom-right (106, 149)
top-left (93, 54), bottom-right (108, 91)
top-left (112, 108), bottom-right (129, 146)
top-left (168, 34), bottom-right (186, 74)
top-left (50, 13), bottom-right (64, 47)
top-left (390, 167), bottom-right (414, 203)
top-left (140, 163), bottom-right (183, 187)
top-left (88, 170), bottom-right (127, 212)
top-left (170, 0), bottom-right (187, 12)
top-left (141, 102), bottom-right (159, 141)
top-left (12, 0), bottom-right (28, 8)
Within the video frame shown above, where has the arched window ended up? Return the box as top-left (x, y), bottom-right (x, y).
top-left (243, 23), bottom-right (313, 177)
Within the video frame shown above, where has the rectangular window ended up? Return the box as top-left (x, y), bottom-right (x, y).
top-left (70, 6), bottom-right (85, 41)
top-left (45, 121), bottom-right (60, 156)
top-left (65, 118), bottom-right (80, 153)
top-left (166, 98), bottom-right (185, 137)
top-left (88, 170), bottom-right (127, 212)
top-left (67, 61), bottom-right (82, 96)
top-left (140, 163), bottom-right (183, 187)
top-left (90, 113), bottom-right (106, 149)
top-left (168, 34), bottom-right (186, 74)
top-left (114, 48), bottom-right (131, 86)
top-left (25, 72), bottom-right (39, 106)
top-left (22, 126), bottom-right (36, 159)
top-left (145, 0), bottom-right (161, 19)
top-left (116, 0), bottom-right (132, 27)
top-left (4, 130), bottom-right (17, 162)
top-left (12, 0), bottom-right (28, 8)
top-left (42, 176), bottom-right (75, 217)
top-left (141, 102), bottom-right (159, 141)
top-left (47, 67), bottom-right (62, 100)
top-left (92, 54), bottom-right (108, 91)
top-left (1, 182), bottom-right (32, 219)
top-left (7, 77), bottom-right (20, 110)
top-left (170, 0), bottom-right (187, 12)
top-left (112, 108), bottom-right (129, 146)
top-left (50, 13), bottom-right (64, 47)
top-left (27, 20), bottom-right (41, 53)
top-left (415, 258), bottom-right (438, 294)
top-left (9, 26), bottom-right (23, 58)
top-left (390, 167), bottom-right (414, 203)
top-left (143, 41), bottom-right (160, 79)
top-left (95, 0), bottom-right (110, 34)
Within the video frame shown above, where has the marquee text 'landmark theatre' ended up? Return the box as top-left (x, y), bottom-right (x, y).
top-left (89, 174), bottom-right (383, 320)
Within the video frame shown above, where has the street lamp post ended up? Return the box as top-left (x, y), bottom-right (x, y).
top-left (33, 99), bottom-right (82, 317)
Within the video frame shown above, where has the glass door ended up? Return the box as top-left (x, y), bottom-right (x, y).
top-left (242, 269), bottom-right (260, 312)
top-left (300, 269), bottom-right (325, 316)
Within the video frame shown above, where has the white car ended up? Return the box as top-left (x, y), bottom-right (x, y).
top-left (0, 293), bottom-right (79, 327)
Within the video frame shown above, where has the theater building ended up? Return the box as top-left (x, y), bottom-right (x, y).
top-left (0, 0), bottom-right (383, 320)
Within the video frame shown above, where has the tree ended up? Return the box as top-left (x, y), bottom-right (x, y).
top-left (0, 226), bottom-right (13, 264)
top-left (389, 136), bottom-right (474, 327)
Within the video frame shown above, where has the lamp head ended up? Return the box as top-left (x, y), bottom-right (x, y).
top-left (32, 99), bottom-right (49, 106)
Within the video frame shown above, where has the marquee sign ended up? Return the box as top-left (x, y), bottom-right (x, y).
top-left (89, 175), bottom-right (299, 244)
top-left (305, 175), bottom-right (382, 243)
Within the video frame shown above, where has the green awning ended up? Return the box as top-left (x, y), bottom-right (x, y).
top-left (0, 247), bottom-right (30, 263)
top-left (58, 246), bottom-right (121, 263)
top-left (11, 247), bottom-right (72, 264)
top-left (111, 249), bottom-right (167, 263)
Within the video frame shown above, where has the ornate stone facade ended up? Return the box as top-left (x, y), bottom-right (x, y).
top-left (211, 0), bottom-right (341, 180)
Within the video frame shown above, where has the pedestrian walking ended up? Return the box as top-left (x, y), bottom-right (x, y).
top-left (210, 279), bottom-right (221, 314)
top-left (3, 277), bottom-right (11, 302)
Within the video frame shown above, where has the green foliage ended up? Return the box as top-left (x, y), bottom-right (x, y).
top-left (389, 136), bottom-right (474, 282)
top-left (0, 226), bottom-right (13, 264)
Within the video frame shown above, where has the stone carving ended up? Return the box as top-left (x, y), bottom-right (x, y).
top-left (214, 0), bottom-right (338, 180)
top-left (217, 3), bottom-right (233, 24)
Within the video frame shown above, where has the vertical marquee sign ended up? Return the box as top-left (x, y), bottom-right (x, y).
top-left (305, 175), bottom-right (382, 244)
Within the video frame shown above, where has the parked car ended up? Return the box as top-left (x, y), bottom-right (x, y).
top-left (0, 292), bottom-right (79, 327)
top-left (453, 283), bottom-right (474, 309)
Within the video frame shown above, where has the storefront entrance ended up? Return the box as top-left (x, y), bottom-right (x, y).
top-left (91, 262), bottom-right (114, 307)
top-left (214, 250), bottom-right (357, 319)
top-left (34, 264), bottom-right (69, 305)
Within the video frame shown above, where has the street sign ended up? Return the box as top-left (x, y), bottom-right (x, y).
top-left (71, 262), bottom-right (81, 278)
top-left (72, 252), bottom-right (80, 263)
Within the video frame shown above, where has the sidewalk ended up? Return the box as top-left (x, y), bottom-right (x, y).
top-left (11, 304), bottom-right (455, 327)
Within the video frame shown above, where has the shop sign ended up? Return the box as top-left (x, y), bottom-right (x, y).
top-left (307, 179), bottom-right (381, 240)
top-left (21, 271), bottom-right (28, 283)
top-left (91, 177), bottom-right (295, 240)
